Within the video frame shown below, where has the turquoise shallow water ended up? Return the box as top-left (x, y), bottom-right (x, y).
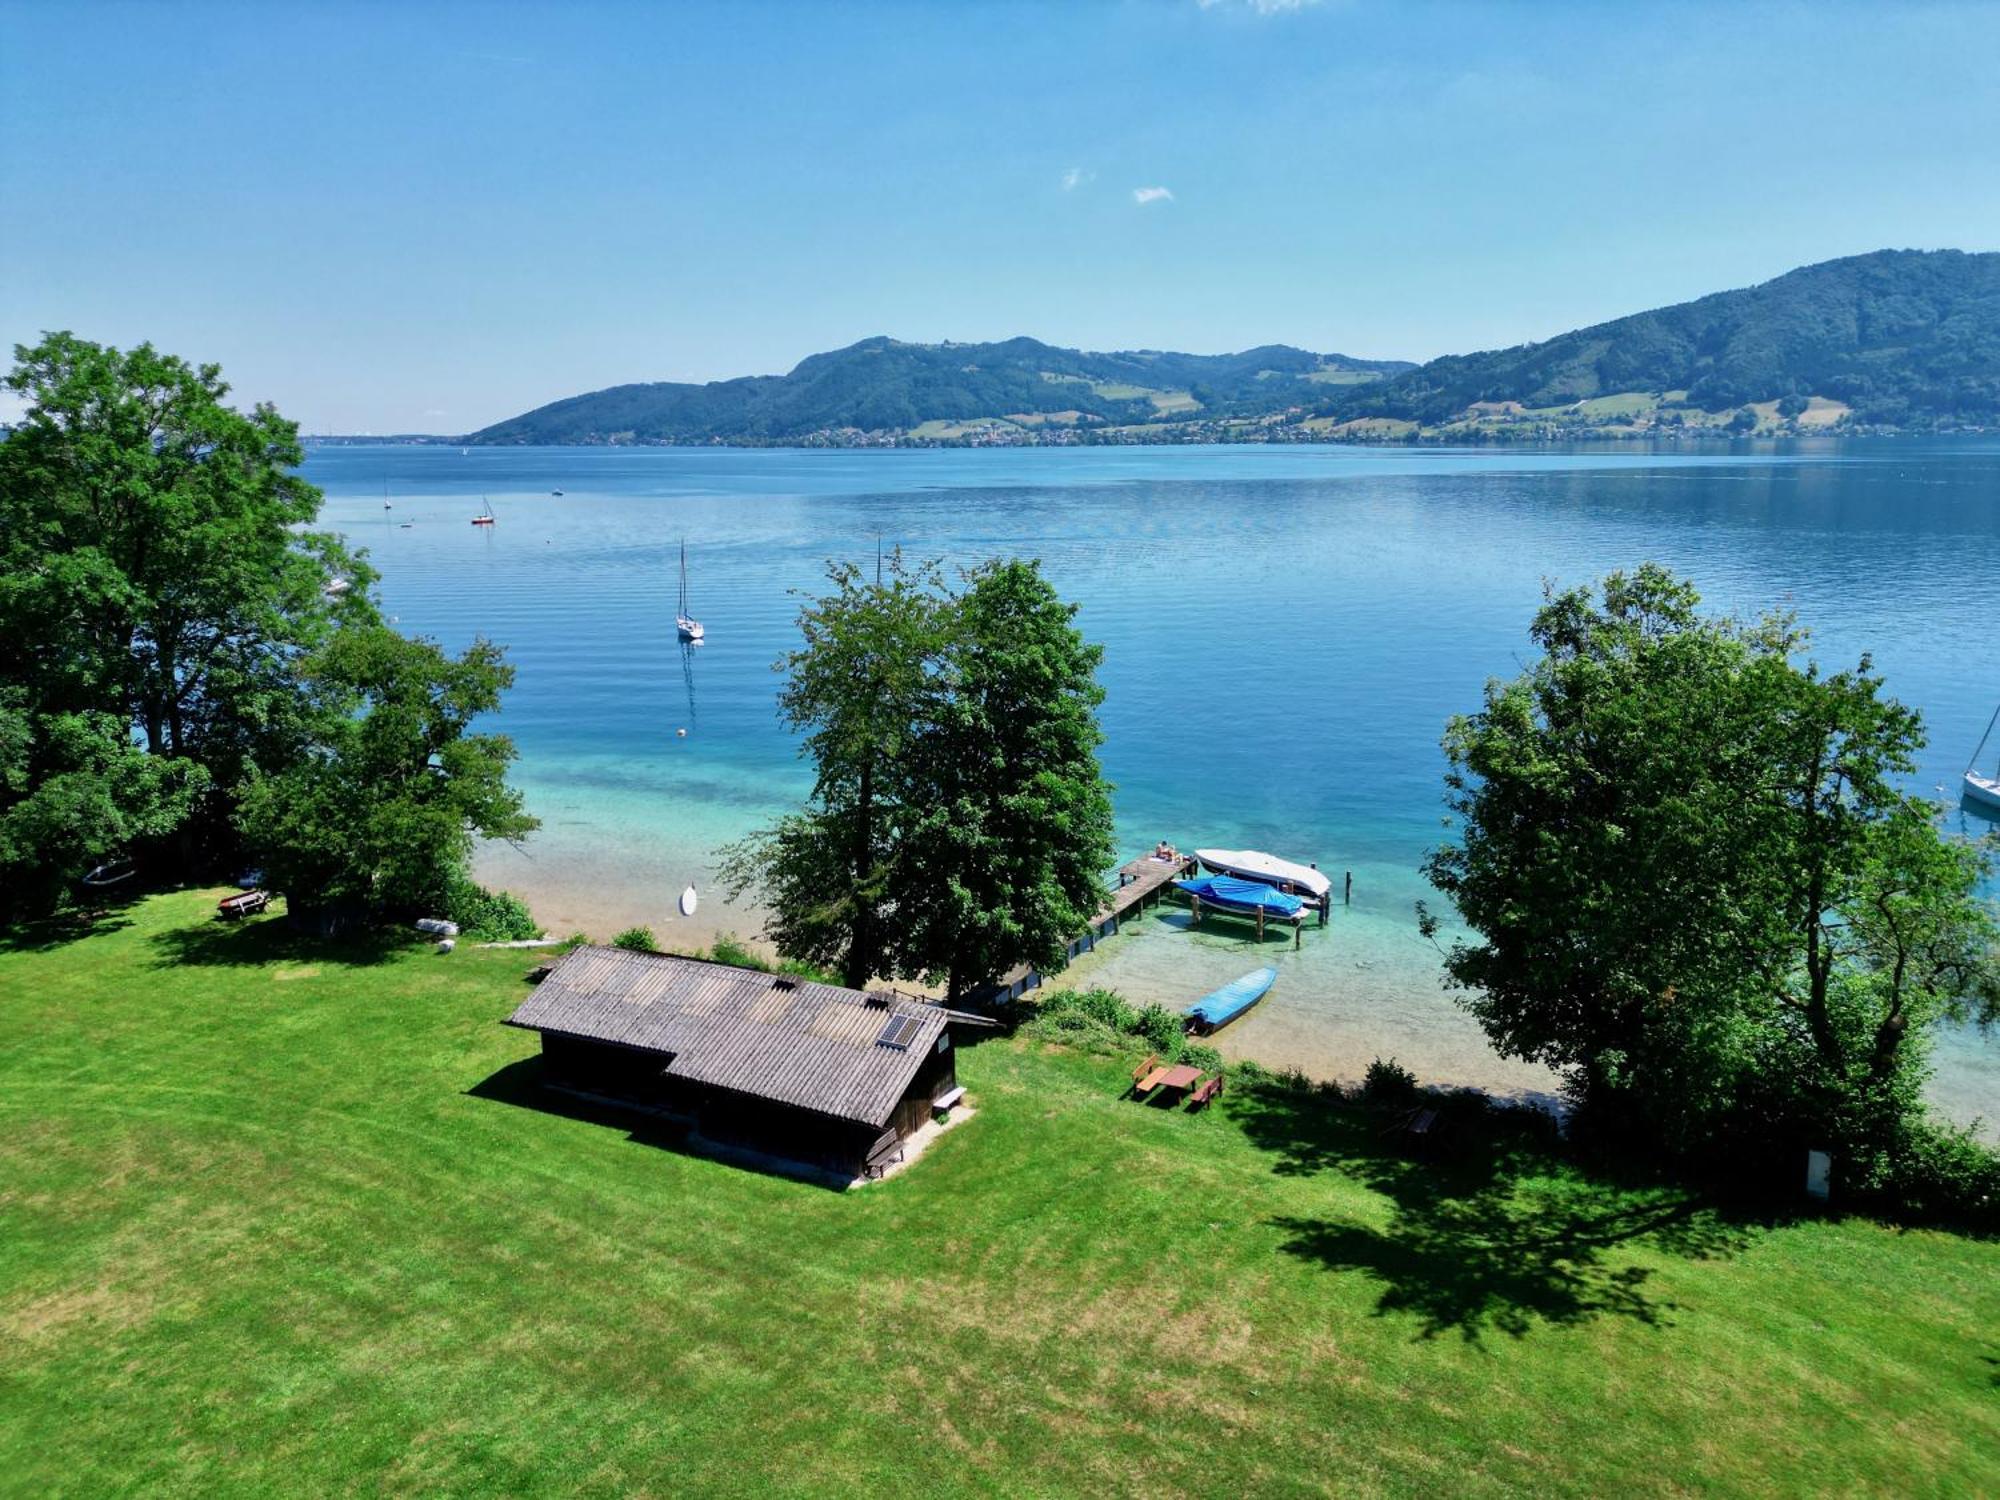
top-left (305, 440), bottom-right (2000, 1125)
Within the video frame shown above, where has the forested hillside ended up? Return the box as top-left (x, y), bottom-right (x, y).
top-left (1329, 249), bottom-right (2000, 429)
top-left (468, 337), bottom-right (1410, 444)
top-left (466, 251), bottom-right (2000, 446)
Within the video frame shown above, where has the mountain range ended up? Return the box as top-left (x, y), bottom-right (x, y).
top-left (466, 250), bottom-right (2000, 446)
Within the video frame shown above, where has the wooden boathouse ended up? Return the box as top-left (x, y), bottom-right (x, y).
top-left (504, 946), bottom-right (957, 1178)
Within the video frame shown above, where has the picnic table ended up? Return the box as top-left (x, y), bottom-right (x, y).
top-left (1135, 1062), bottom-right (1203, 1097)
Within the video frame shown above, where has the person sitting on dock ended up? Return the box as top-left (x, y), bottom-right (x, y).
top-left (1154, 839), bottom-right (1179, 861)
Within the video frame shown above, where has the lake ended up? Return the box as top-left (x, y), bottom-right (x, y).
top-left (304, 439), bottom-right (2000, 1128)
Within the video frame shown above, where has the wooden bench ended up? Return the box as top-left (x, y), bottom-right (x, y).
top-left (217, 890), bottom-right (269, 921)
top-left (932, 1086), bottom-right (966, 1116)
top-left (1186, 1074), bottom-right (1223, 1110)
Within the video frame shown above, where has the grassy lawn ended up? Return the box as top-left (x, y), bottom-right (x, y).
top-left (3, 892), bottom-right (1996, 1496)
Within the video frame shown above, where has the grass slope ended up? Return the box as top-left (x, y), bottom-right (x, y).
top-left (3, 892), bottom-right (1996, 1497)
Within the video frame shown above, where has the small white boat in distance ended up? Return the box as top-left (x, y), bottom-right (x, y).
top-left (1194, 848), bottom-right (1331, 903)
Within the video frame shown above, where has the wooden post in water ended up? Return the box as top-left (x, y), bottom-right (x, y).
top-left (1344, 871), bottom-right (1352, 907)
top-left (1190, 894), bottom-right (1201, 928)
top-left (1294, 918), bottom-right (1302, 951)
top-left (1256, 906), bottom-right (1266, 942)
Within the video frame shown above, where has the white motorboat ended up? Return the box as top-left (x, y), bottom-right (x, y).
top-left (1194, 847), bottom-right (1331, 903)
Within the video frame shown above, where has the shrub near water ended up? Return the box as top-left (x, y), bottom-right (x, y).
top-left (1024, 987), bottom-right (1222, 1074)
top-left (442, 874), bottom-right (540, 942)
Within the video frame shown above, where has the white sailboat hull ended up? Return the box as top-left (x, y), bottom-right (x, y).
top-left (1963, 772), bottom-right (2000, 812)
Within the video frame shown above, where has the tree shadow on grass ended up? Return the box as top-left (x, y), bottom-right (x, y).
top-left (147, 912), bottom-right (410, 970)
top-left (0, 891), bottom-right (145, 954)
top-left (1234, 1082), bottom-right (1765, 1342)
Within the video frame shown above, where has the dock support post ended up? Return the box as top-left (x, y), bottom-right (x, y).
top-left (1344, 871), bottom-right (1352, 907)
top-left (1294, 920), bottom-right (1302, 951)
top-left (1191, 895), bottom-right (1201, 928)
top-left (1256, 907), bottom-right (1265, 942)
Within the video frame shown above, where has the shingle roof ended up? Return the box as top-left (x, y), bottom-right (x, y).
top-left (503, 946), bottom-right (947, 1128)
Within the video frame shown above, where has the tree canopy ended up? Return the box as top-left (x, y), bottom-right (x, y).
top-left (724, 554), bottom-right (1115, 997)
top-left (0, 333), bottom-right (531, 926)
top-left (896, 559), bottom-right (1116, 999)
top-left (1425, 564), bottom-right (1999, 1193)
top-left (236, 627), bottom-right (537, 921)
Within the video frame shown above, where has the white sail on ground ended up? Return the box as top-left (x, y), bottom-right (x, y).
top-left (1193, 848), bottom-right (1331, 902)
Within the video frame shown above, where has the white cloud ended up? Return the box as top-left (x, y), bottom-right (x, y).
top-left (1132, 186), bottom-right (1174, 205)
top-left (1197, 0), bottom-right (1321, 12)
top-left (1061, 166), bottom-right (1093, 192)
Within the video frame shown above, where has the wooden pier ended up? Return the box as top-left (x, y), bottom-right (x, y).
top-left (973, 854), bottom-right (1194, 1006)
top-left (966, 851), bottom-right (1329, 1007)
top-left (1107, 852), bottom-right (1196, 922)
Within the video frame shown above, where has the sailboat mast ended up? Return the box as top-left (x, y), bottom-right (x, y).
top-left (1969, 700), bottom-right (2000, 775)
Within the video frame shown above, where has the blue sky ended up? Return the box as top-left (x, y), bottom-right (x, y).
top-left (5, 0), bottom-right (1999, 432)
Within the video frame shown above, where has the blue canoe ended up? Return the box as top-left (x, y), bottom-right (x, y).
top-left (1185, 966), bottom-right (1279, 1033)
top-left (1174, 874), bottom-right (1306, 918)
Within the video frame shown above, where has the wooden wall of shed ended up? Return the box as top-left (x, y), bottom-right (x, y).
top-left (884, 1039), bottom-right (958, 1141)
top-left (535, 1029), bottom-right (953, 1175)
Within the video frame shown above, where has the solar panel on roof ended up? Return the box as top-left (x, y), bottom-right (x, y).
top-left (875, 1014), bottom-right (920, 1049)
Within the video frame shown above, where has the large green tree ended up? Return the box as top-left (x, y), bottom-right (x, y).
top-left (236, 627), bottom-right (537, 920)
top-left (0, 333), bottom-right (373, 902)
top-left (725, 554), bottom-right (1114, 997)
top-left (896, 559), bottom-right (1115, 999)
top-left (723, 552), bottom-right (949, 988)
top-left (1425, 564), bottom-right (1999, 1176)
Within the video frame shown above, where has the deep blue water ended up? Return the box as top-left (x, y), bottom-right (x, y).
top-left (303, 440), bottom-right (2000, 1123)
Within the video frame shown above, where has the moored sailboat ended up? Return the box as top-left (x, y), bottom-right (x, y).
top-left (676, 539), bottom-right (704, 642)
top-left (1964, 701), bottom-right (2000, 811)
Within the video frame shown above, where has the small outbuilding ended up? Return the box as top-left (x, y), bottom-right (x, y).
top-left (503, 945), bottom-right (957, 1178)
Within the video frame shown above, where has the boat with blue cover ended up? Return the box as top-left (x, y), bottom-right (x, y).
top-left (1185, 966), bottom-right (1278, 1034)
top-left (1174, 874), bottom-right (1305, 918)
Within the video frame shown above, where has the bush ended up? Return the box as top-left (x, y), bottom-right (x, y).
top-left (1059, 987), bottom-right (1137, 1029)
top-left (1025, 987), bottom-right (1232, 1075)
top-left (442, 873), bottom-right (541, 942)
top-left (1857, 1120), bottom-right (2000, 1232)
top-left (611, 926), bottom-right (657, 952)
top-left (1180, 1040), bottom-right (1224, 1076)
top-left (1230, 1058), bottom-right (1273, 1089)
top-left (709, 932), bottom-right (764, 969)
top-left (1362, 1056), bottom-right (1420, 1107)
top-left (1133, 1002), bottom-right (1182, 1054)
